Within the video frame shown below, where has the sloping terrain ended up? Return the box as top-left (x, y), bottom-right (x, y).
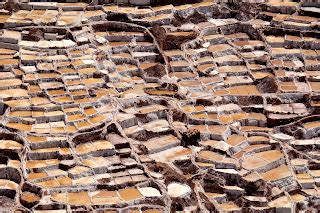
top-left (0, 1), bottom-right (319, 212)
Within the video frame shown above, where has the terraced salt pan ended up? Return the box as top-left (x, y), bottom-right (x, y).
top-left (167, 182), bottom-right (191, 198)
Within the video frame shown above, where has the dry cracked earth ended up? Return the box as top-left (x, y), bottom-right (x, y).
top-left (0, 0), bottom-right (319, 212)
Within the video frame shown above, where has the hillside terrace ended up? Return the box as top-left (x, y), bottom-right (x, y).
top-left (0, 0), bottom-right (319, 212)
